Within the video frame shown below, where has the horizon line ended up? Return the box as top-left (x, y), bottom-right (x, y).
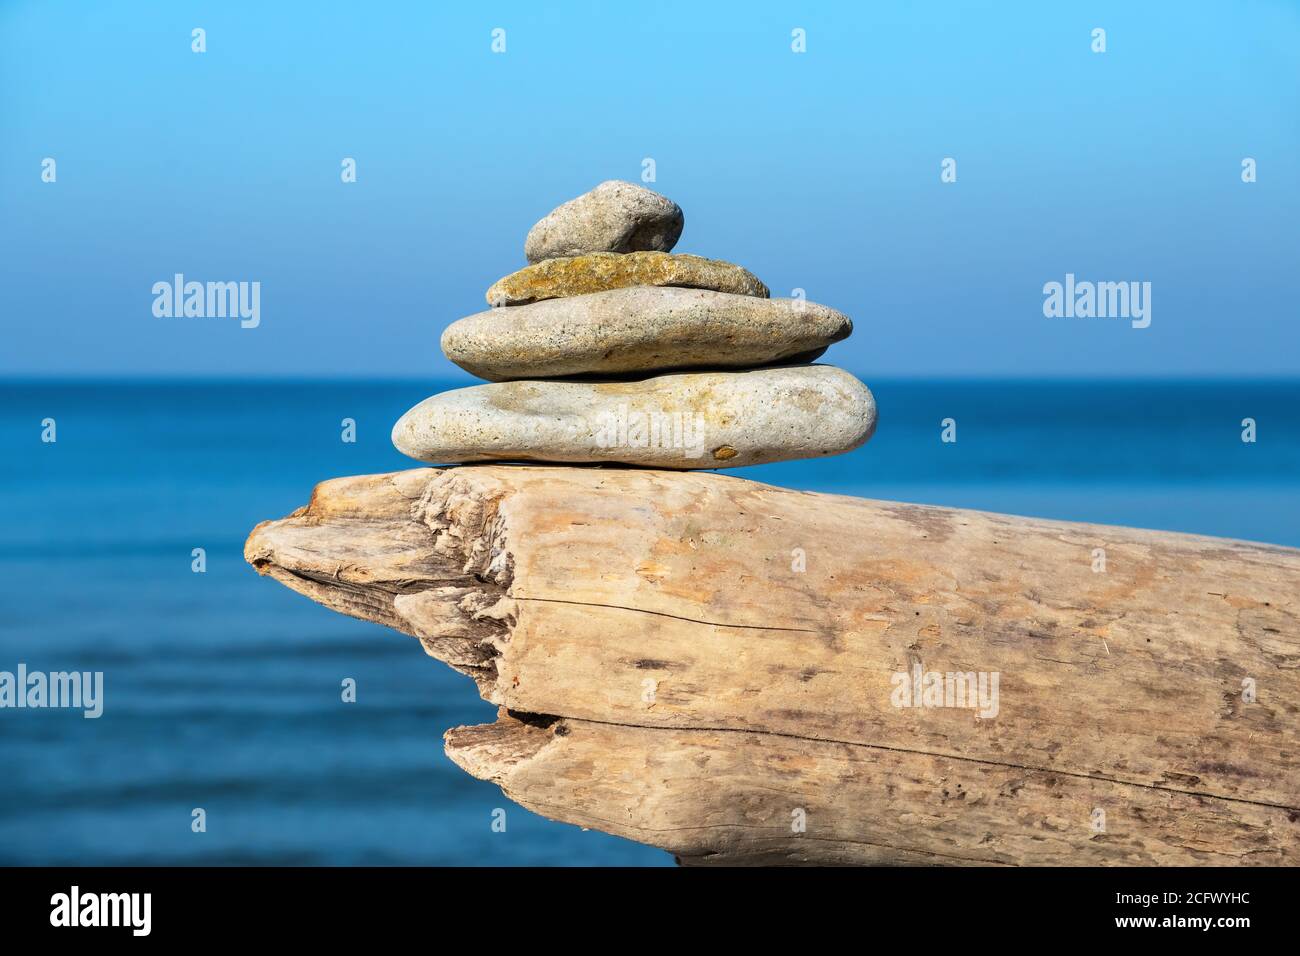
top-left (2, 373), bottom-right (1299, 386)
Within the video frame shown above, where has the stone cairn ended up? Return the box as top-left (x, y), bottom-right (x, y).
top-left (392, 180), bottom-right (876, 470)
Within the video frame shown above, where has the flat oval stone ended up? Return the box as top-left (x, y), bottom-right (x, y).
top-left (486, 252), bottom-right (769, 306)
top-left (391, 365), bottom-right (876, 470)
top-left (524, 181), bottom-right (684, 263)
top-left (443, 286), bottom-right (852, 381)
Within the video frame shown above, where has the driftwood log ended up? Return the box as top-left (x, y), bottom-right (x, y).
top-left (244, 465), bottom-right (1300, 865)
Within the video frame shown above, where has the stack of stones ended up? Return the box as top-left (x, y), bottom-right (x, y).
top-left (392, 181), bottom-right (876, 470)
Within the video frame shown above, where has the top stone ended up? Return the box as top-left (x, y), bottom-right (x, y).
top-left (524, 180), bottom-right (684, 263)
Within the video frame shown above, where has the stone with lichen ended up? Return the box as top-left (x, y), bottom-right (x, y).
top-left (486, 252), bottom-right (768, 306)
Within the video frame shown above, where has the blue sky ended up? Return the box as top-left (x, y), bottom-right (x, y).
top-left (1, 0), bottom-right (1297, 378)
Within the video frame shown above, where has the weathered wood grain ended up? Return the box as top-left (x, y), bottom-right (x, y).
top-left (245, 465), bottom-right (1300, 865)
top-left (445, 712), bottom-right (1293, 866)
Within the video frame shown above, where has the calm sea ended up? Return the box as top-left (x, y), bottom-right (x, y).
top-left (1, 379), bottom-right (1297, 865)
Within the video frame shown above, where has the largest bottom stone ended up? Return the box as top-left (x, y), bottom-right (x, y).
top-left (391, 365), bottom-right (876, 470)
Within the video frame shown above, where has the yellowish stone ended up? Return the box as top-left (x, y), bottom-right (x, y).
top-left (486, 252), bottom-right (769, 306)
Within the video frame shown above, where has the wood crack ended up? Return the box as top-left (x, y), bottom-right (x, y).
top-left (498, 709), bottom-right (1300, 815)
top-left (514, 595), bottom-right (822, 633)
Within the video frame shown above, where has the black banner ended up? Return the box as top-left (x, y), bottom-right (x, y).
top-left (0, 866), bottom-right (1281, 942)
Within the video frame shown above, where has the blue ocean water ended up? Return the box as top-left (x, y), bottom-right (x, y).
top-left (1, 379), bottom-right (1296, 865)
